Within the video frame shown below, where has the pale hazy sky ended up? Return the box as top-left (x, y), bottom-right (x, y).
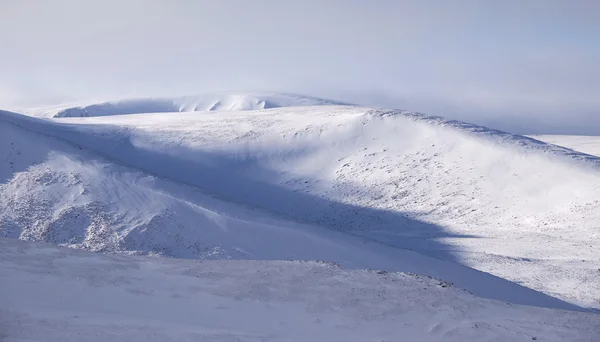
top-left (1, 0), bottom-right (599, 134)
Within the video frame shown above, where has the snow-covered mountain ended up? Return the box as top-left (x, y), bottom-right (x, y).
top-left (1, 105), bottom-right (599, 313)
top-left (2, 238), bottom-right (598, 342)
top-left (1, 100), bottom-right (600, 342)
top-left (21, 92), bottom-right (352, 118)
top-left (3, 107), bottom-right (584, 314)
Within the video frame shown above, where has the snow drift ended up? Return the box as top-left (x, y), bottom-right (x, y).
top-left (0, 105), bottom-right (599, 311)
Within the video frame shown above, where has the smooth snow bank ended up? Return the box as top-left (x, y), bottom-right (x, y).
top-left (0, 109), bottom-right (581, 312)
top-left (21, 92), bottom-right (351, 118)
top-left (529, 135), bottom-right (600, 157)
top-left (2, 239), bottom-right (598, 342)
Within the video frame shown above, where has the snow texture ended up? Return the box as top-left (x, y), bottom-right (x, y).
top-left (20, 92), bottom-right (352, 118)
top-left (529, 135), bottom-right (600, 157)
top-left (0, 104), bottom-right (599, 315)
top-left (1, 238), bottom-right (599, 342)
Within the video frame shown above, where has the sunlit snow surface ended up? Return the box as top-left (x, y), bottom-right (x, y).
top-left (529, 135), bottom-right (600, 157)
top-left (1, 102), bottom-right (600, 340)
top-left (18, 92), bottom-right (352, 118)
top-left (1, 239), bottom-right (599, 342)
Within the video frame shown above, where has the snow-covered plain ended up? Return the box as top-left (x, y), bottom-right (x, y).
top-left (1, 101), bottom-right (600, 340)
top-left (529, 135), bottom-right (600, 157)
top-left (2, 238), bottom-right (599, 342)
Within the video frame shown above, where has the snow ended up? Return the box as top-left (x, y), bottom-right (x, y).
top-left (1, 102), bottom-right (599, 331)
top-left (17, 92), bottom-right (352, 118)
top-left (1, 238), bottom-right (599, 342)
top-left (6, 105), bottom-right (596, 309)
top-left (0, 109), bottom-right (582, 313)
top-left (529, 135), bottom-right (600, 157)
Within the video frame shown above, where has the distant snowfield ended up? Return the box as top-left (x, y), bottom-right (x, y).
top-left (1, 101), bottom-right (600, 327)
top-left (18, 92), bottom-right (351, 118)
top-left (2, 239), bottom-right (599, 342)
top-left (529, 135), bottom-right (600, 157)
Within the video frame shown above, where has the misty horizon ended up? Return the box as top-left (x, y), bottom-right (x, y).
top-left (1, 0), bottom-right (598, 135)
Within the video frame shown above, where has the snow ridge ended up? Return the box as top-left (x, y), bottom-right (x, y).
top-left (30, 92), bottom-right (352, 118)
top-left (529, 134), bottom-right (600, 158)
top-left (375, 109), bottom-right (600, 166)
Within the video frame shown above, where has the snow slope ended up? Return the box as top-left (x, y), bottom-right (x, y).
top-left (21, 92), bottom-right (351, 118)
top-left (0, 106), bottom-right (599, 311)
top-left (529, 135), bottom-right (600, 157)
top-left (2, 238), bottom-right (599, 342)
top-left (0, 109), bottom-right (581, 313)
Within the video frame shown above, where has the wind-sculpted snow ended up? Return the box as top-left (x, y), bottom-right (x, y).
top-left (388, 110), bottom-right (600, 165)
top-left (24, 92), bottom-right (352, 118)
top-left (2, 239), bottom-right (599, 342)
top-left (0, 106), bottom-right (599, 311)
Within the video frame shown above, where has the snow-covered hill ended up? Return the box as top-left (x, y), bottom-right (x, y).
top-left (2, 238), bottom-right (599, 342)
top-left (0, 105), bottom-right (599, 312)
top-left (529, 135), bottom-right (600, 157)
top-left (1, 108), bottom-right (580, 313)
top-left (21, 92), bottom-right (351, 118)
